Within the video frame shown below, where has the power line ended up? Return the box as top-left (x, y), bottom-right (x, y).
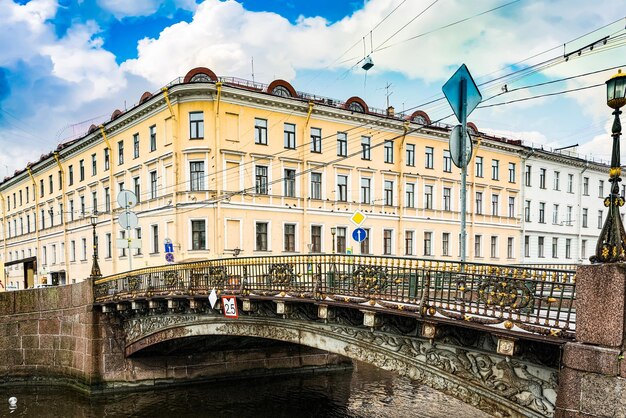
top-left (476, 83), bottom-right (604, 109)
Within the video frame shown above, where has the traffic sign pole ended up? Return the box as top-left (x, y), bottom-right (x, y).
top-left (460, 78), bottom-right (468, 266)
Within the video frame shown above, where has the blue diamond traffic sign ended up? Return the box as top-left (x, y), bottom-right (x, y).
top-left (442, 64), bottom-right (482, 123)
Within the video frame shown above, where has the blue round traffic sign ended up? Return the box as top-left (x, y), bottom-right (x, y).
top-left (165, 253), bottom-right (175, 263)
top-left (352, 228), bottom-right (367, 242)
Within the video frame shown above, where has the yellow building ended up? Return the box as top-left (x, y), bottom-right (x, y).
top-left (0, 67), bottom-right (522, 289)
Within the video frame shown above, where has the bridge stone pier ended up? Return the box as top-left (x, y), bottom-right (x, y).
top-left (556, 264), bottom-right (626, 417)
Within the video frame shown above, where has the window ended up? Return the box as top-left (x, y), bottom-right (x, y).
top-left (284, 169), bottom-right (296, 197)
top-left (598, 210), bottom-right (604, 228)
top-left (360, 228), bottom-right (370, 254)
top-left (150, 171), bottom-right (157, 199)
top-left (48, 175), bottom-right (53, 194)
top-left (284, 123), bottom-right (296, 149)
top-left (70, 241), bottom-right (76, 262)
top-left (406, 144), bottom-right (415, 166)
top-left (149, 125), bottom-right (157, 151)
top-left (582, 208), bottom-right (588, 228)
top-left (118, 141), bottom-right (124, 165)
top-left (26, 186), bottom-right (29, 203)
top-left (68, 165), bottom-right (74, 186)
top-left (524, 200), bottom-right (531, 222)
top-left (405, 183), bottom-right (415, 208)
top-left (475, 156), bottom-right (483, 177)
top-left (568, 174), bottom-right (574, 193)
top-left (566, 206), bottom-right (572, 224)
top-left (104, 148), bottom-right (109, 171)
top-left (405, 231), bottom-right (414, 255)
top-left (384, 180), bottom-right (394, 206)
top-left (553, 171), bottom-right (560, 190)
top-left (508, 197), bottom-right (515, 218)
top-left (384, 140), bottom-right (393, 163)
top-left (311, 127), bottom-right (322, 153)
top-left (191, 220), bottom-right (206, 250)
top-left (539, 168), bottom-right (546, 189)
top-left (311, 225), bottom-right (321, 253)
top-left (539, 202), bottom-right (545, 223)
top-left (79, 159), bottom-right (85, 181)
top-left (311, 173), bottom-right (322, 199)
top-left (552, 238), bottom-right (558, 258)
top-left (538, 236), bottom-right (545, 258)
top-left (384, 230), bottom-right (393, 255)
top-left (508, 163), bottom-right (516, 183)
top-left (443, 150), bottom-right (452, 172)
top-left (553, 204), bottom-right (559, 224)
top-left (421, 231), bottom-right (431, 256)
top-left (256, 222), bottom-right (268, 251)
top-left (79, 238), bottom-right (86, 261)
top-left (135, 228), bottom-right (142, 255)
top-left (475, 192), bottom-right (483, 215)
top-left (491, 236), bottom-right (498, 258)
top-left (151, 225), bottom-right (159, 253)
top-left (284, 224), bottom-right (296, 252)
top-left (425, 147), bottom-right (433, 169)
top-left (424, 185), bottom-right (433, 209)
top-left (491, 194), bottom-right (499, 216)
top-left (133, 133), bottom-right (140, 158)
top-left (26, 214), bottom-right (31, 233)
top-left (105, 233), bottom-right (112, 258)
top-left (474, 235), bottom-right (482, 257)
top-left (524, 165), bottom-right (531, 186)
top-left (134, 177), bottom-right (141, 203)
top-left (337, 175), bottom-right (348, 202)
top-left (442, 232), bottom-right (450, 256)
top-left (583, 177), bottom-right (589, 195)
top-left (491, 160), bottom-right (499, 180)
top-left (443, 187), bottom-right (451, 211)
top-left (91, 191), bottom-right (98, 214)
top-left (599, 180), bottom-right (604, 197)
top-left (254, 118), bottom-right (268, 145)
top-left (80, 196), bottom-right (85, 216)
top-left (92, 154), bottom-right (97, 176)
top-left (190, 162), bottom-right (205, 191)
top-left (119, 231), bottom-right (126, 257)
top-left (104, 187), bottom-right (110, 212)
top-left (255, 166), bottom-right (268, 195)
top-left (581, 240), bottom-right (587, 259)
top-left (337, 132), bottom-right (347, 156)
top-left (524, 235), bottom-right (530, 257)
top-left (337, 227), bottom-right (347, 253)
top-left (361, 178), bottom-right (371, 204)
top-left (69, 200), bottom-right (74, 222)
top-left (189, 112), bottom-right (204, 139)
top-left (565, 239), bottom-right (572, 259)
top-left (507, 237), bottom-right (514, 259)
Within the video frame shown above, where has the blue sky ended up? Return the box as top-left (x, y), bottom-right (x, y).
top-left (0, 0), bottom-right (624, 174)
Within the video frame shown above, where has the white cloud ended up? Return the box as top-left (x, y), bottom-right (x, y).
top-left (97, 0), bottom-right (163, 18)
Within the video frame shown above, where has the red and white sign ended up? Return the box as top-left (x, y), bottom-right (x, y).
top-left (221, 296), bottom-right (239, 318)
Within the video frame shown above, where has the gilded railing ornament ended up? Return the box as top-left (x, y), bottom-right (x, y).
top-left (352, 265), bottom-right (389, 294)
top-left (267, 263), bottom-right (296, 286)
top-left (477, 278), bottom-right (533, 310)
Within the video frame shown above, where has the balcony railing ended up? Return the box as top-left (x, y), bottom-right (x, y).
top-left (94, 254), bottom-right (577, 339)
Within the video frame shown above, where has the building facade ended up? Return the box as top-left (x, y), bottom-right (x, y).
top-left (0, 66), bottom-right (604, 289)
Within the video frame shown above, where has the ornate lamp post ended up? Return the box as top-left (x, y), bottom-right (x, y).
top-left (90, 213), bottom-right (102, 279)
top-left (592, 69), bottom-right (626, 263)
top-left (331, 227), bottom-right (337, 254)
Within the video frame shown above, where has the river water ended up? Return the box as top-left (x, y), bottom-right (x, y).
top-left (0, 363), bottom-right (489, 417)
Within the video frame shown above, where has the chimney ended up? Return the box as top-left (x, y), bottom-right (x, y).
top-left (386, 106), bottom-right (395, 117)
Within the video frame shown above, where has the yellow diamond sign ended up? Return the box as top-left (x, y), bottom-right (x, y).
top-left (350, 210), bottom-right (366, 226)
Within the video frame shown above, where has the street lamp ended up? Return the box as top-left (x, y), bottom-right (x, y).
top-left (90, 212), bottom-right (102, 279)
top-left (330, 227), bottom-right (337, 254)
top-left (593, 69), bottom-right (626, 263)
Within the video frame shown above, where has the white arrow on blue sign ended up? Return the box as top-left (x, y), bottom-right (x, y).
top-left (352, 228), bottom-right (367, 243)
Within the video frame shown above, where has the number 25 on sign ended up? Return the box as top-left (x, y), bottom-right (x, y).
top-left (221, 296), bottom-right (239, 319)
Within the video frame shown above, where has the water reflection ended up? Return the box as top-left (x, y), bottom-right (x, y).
top-left (0, 363), bottom-right (489, 418)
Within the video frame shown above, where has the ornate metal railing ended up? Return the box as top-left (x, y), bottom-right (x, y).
top-left (93, 255), bottom-right (577, 339)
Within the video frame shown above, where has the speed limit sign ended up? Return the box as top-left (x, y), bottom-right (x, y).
top-left (221, 296), bottom-right (239, 319)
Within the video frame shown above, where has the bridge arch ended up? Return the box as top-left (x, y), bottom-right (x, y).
top-left (122, 311), bottom-right (555, 418)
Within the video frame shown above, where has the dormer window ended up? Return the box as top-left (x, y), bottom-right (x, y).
top-left (348, 102), bottom-right (365, 113)
top-left (272, 85), bottom-right (292, 97)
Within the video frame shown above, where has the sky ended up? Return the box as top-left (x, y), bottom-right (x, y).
top-left (0, 0), bottom-right (625, 177)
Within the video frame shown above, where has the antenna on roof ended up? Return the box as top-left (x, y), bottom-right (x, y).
top-left (251, 57), bottom-right (255, 83)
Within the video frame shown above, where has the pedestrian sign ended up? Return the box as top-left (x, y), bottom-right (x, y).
top-left (222, 296), bottom-right (239, 318)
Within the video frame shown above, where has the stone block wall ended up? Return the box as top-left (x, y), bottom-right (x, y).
top-left (0, 281), bottom-right (100, 387)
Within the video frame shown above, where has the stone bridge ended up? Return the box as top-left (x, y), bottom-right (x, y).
top-left (1, 255), bottom-right (624, 417)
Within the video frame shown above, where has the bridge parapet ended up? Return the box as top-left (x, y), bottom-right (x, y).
top-left (94, 255), bottom-right (576, 341)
